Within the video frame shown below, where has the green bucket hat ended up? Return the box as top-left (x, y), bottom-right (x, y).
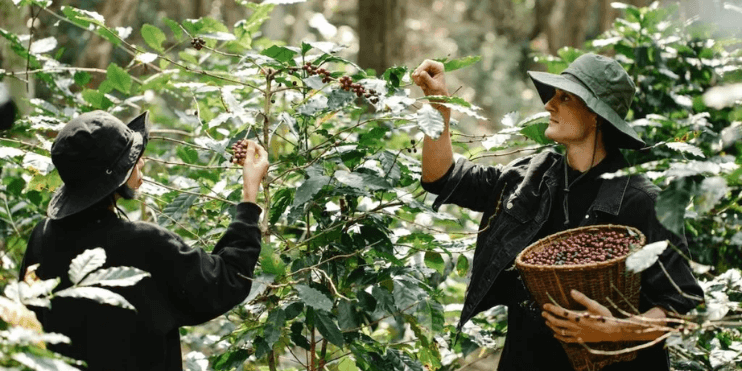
top-left (527, 53), bottom-right (645, 149)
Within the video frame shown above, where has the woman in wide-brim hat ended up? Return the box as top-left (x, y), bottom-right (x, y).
top-left (19, 110), bottom-right (270, 371)
top-left (411, 53), bottom-right (703, 370)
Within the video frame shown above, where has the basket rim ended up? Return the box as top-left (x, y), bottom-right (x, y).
top-left (515, 224), bottom-right (646, 270)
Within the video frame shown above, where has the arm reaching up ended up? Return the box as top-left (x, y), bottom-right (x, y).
top-left (412, 60), bottom-right (454, 183)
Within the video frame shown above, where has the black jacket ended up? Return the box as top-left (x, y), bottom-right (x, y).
top-left (19, 202), bottom-right (262, 371)
top-left (422, 149), bottom-right (704, 370)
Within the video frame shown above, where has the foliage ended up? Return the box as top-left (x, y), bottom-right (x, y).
top-left (1, 1), bottom-right (741, 371)
top-left (1, 248), bottom-right (150, 370)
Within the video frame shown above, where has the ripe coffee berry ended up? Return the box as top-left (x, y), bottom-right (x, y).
top-left (191, 37), bottom-right (206, 50)
top-left (230, 139), bottom-right (252, 166)
top-left (522, 230), bottom-right (640, 266)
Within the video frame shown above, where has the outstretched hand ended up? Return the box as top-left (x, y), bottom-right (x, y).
top-left (241, 140), bottom-right (269, 203)
top-left (542, 289), bottom-right (618, 343)
top-left (412, 60), bottom-right (449, 97)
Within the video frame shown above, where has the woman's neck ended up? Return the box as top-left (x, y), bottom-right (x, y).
top-left (565, 138), bottom-right (607, 172)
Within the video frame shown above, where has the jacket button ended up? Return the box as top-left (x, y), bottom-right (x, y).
top-left (507, 201), bottom-right (513, 209)
top-left (585, 214), bottom-right (589, 219)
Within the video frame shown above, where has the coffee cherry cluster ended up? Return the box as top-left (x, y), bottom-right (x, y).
top-left (523, 230), bottom-right (640, 266)
top-left (230, 139), bottom-right (250, 166)
top-left (302, 62), bottom-right (380, 103)
top-left (406, 139), bottom-right (418, 154)
top-left (191, 37), bottom-right (206, 50)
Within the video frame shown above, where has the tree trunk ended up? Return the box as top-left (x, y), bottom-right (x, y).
top-left (357, 0), bottom-right (406, 75)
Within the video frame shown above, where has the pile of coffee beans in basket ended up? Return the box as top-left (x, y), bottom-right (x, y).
top-left (523, 230), bottom-right (641, 266)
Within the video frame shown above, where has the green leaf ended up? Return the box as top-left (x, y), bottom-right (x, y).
top-left (419, 347), bottom-right (442, 370)
top-left (327, 89), bottom-right (356, 110)
top-left (417, 299), bottom-right (445, 333)
top-left (264, 308), bottom-right (285, 347)
top-left (81, 89), bottom-right (112, 109)
top-left (421, 95), bottom-right (471, 108)
top-left (269, 188), bottom-right (293, 224)
top-left (337, 300), bottom-right (358, 330)
top-left (261, 45), bottom-right (297, 63)
top-left (416, 105), bottom-right (445, 140)
top-left (338, 357), bottom-right (359, 371)
top-left (295, 284), bottom-right (333, 312)
top-left (293, 175), bottom-right (330, 206)
top-left (259, 244), bottom-right (286, 276)
top-left (392, 279), bottom-right (421, 311)
top-left (176, 146), bottom-right (199, 164)
top-left (297, 95), bottom-right (329, 116)
top-left (334, 170), bottom-right (392, 191)
top-left (56, 286), bottom-right (135, 310)
top-left (158, 192), bottom-right (198, 226)
top-left (78, 266), bottom-right (150, 287)
top-left (163, 18), bottom-right (183, 41)
top-left (456, 254), bottom-right (469, 277)
top-left (656, 178), bottom-right (694, 236)
top-left (382, 66), bottom-right (408, 88)
top-left (74, 71), bottom-right (91, 87)
top-left (141, 24), bottom-right (167, 53)
top-left (520, 122), bottom-right (553, 145)
top-left (424, 252), bottom-right (445, 274)
top-left (211, 349), bottom-right (250, 370)
top-left (69, 248), bottom-right (107, 285)
top-left (663, 142), bottom-right (705, 158)
top-left (442, 55), bottom-right (481, 72)
top-left (291, 322), bottom-right (311, 350)
top-left (25, 169), bottom-right (62, 193)
top-left (314, 311), bottom-right (344, 347)
top-left (106, 63), bottom-right (132, 94)
top-left (694, 177), bottom-right (728, 214)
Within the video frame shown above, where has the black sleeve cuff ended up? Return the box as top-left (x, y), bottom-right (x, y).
top-left (235, 202), bottom-right (262, 224)
top-left (421, 161), bottom-right (456, 195)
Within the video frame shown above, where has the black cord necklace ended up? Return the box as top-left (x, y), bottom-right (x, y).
top-left (562, 130), bottom-right (599, 227)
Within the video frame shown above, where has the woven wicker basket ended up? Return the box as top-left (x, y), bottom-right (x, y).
top-left (515, 224), bottom-right (645, 371)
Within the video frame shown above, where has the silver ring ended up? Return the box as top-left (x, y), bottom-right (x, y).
top-left (106, 169), bottom-right (112, 175)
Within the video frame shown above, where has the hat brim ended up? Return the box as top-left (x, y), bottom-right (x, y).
top-left (47, 111), bottom-right (149, 220)
top-left (527, 71), bottom-right (645, 150)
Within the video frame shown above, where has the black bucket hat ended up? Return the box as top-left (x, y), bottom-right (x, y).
top-left (47, 111), bottom-right (149, 220)
top-left (527, 53), bottom-right (645, 149)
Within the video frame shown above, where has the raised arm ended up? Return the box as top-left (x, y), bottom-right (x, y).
top-left (412, 60), bottom-right (454, 183)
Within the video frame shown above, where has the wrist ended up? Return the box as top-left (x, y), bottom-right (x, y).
top-left (242, 188), bottom-right (259, 203)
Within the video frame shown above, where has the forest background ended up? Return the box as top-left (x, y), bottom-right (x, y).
top-left (1, 0), bottom-right (741, 370)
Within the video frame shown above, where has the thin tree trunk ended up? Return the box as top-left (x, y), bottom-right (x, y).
top-left (357, 0), bottom-right (406, 74)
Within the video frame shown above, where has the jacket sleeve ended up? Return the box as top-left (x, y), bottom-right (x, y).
top-left (143, 202), bottom-right (263, 326)
top-left (622, 188), bottom-right (704, 315)
top-left (421, 157), bottom-right (503, 213)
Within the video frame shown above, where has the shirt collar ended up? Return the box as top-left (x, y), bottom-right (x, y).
top-left (591, 149), bottom-right (631, 216)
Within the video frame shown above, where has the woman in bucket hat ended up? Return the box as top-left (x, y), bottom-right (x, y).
top-left (412, 53), bottom-right (703, 370)
top-left (19, 111), bottom-right (269, 370)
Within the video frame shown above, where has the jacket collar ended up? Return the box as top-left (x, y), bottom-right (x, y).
top-left (542, 148), bottom-right (630, 216)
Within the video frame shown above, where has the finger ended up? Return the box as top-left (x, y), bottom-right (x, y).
top-left (543, 304), bottom-right (572, 319)
top-left (571, 290), bottom-right (607, 315)
top-left (255, 143), bottom-right (268, 163)
top-left (542, 311), bottom-right (579, 331)
top-left (243, 141), bottom-right (257, 164)
top-left (415, 70), bottom-right (435, 88)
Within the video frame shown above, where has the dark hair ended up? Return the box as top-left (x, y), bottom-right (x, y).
top-left (598, 116), bottom-right (620, 152)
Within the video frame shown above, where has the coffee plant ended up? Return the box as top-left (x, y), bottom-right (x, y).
top-left (0, 1), bottom-right (740, 370)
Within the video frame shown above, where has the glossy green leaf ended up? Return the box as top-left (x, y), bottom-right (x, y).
top-left (456, 254), bottom-right (469, 277)
top-left (296, 284), bottom-right (333, 312)
top-left (442, 55), bottom-right (481, 72)
top-left (141, 24), bottom-right (167, 53)
top-left (416, 105), bottom-right (445, 140)
top-left (106, 63), bottom-right (131, 94)
top-left (424, 252), bottom-right (445, 275)
top-left (314, 311), bottom-right (344, 347)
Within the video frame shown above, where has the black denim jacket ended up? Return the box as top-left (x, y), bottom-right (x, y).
top-left (422, 149), bottom-right (704, 331)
